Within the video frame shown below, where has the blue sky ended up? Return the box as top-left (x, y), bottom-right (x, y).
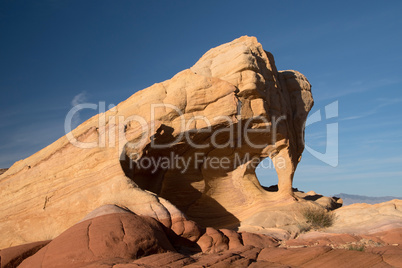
top-left (1, 1), bottom-right (401, 197)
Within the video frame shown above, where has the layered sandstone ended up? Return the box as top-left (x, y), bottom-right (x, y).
top-left (2, 205), bottom-right (400, 268)
top-left (0, 36), bottom-right (318, 248)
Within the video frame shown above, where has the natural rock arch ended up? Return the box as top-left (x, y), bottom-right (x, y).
top-left (117, 36), bottom-right (314, 227)
top-left (0, 36), bottom-right (314, 248)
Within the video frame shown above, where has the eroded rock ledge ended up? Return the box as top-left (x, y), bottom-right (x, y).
top-left (1, 36), bottom-right (332, 249)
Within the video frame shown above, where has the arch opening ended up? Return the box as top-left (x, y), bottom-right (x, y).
top-left (255, 157), bottom-right (280, 192)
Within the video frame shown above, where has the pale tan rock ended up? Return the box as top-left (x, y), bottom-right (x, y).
top-left (0, 36), bottom-right (316, 248)
top-left (326, 199), bottom-right (402, 234)
top-left (0, 168), bottom-right (7, 176)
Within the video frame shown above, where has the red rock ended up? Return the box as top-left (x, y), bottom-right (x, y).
top-left (196, 227), bottom-right (229, 253)
top-left (382, 253), bottom-right (402, 267)
top-left (131, 251), bottom-right (194, 267)
top-left (235, 245), bottom-right (261, 261)
top-left (80, 260), bottom-right (139, 268)
top-left (7, 225), bottom-right (401, 267)
top-left (19, 213), bottom-right (175, 268)
top-left (0, 240), bottom-right (50, 268)
top-left (208, 256), bottom-right (252, 268)
top-left (288, 232), bottom-right (365, 248)
top-left (249, 261), bottom-right (291, 268)
top-left (191, 246), bottom-right (274, 267)
top-left (186, 251), bottom-right (243, 267)
top-left (171, 217), bottom-right (203, 242)
top-left (368, 245), bottom-right (402, 255)
top-left (373, 227), bottom-right (402, 245)
top-left (220, 229), bottom-right (243, 249)
top-left (303, 249), bottom-right (384, 267)
top-left (284, 238), bottom-right (316, 247)
top-left (367, 245), bottom-right (402, 267)
top-left (258, 246), bottom-right (331, 266)
top-left (241, 232), bottom-right (279, 248)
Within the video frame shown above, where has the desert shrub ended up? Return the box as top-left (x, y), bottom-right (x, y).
top-left (302, 207), bottom-right (335, 230)
top-left (348, 245), bottom-right (365, 251)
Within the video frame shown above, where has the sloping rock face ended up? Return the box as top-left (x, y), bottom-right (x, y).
top-left (326, 199), bottom-right (402, 234)
top-left (0, 169), bottom-right (7, 176)
top-left (0, 36), bottom-right (314, 248)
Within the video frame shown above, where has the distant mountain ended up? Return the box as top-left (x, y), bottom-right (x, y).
top-left (333, 193), bottom-right (402, 206)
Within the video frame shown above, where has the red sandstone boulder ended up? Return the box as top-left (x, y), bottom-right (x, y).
top-left (0, 240), bottom-right (50, 268)
top-left (220, 229), bottom-right (244, 249)
top-left (19, 213), bottom-right (175, 268)
top-left (196, 227), bottom-right (229, 253)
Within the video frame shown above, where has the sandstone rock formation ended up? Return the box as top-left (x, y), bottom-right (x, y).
top-left (0, 240), bottom-right (50, 268)
top-left (0, 36), bottom-right (319, 248)
top-left (14, 206), bottom-right (280, 267)
top-left (0, 168), bottom-right (7, 176)
top-left (326, 199), bottom-right (402, 234)
top-left (4, 205), bottom-right (400, 268)
top-left (18, 211), bottom-right (176, 267)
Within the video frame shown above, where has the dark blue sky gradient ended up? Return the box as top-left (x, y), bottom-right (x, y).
top-left (1, 1), bottom-right (401, 196)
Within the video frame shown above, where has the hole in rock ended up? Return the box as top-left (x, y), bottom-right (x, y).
top-left (119, 123), bottom-right (279, 228)
top-left (255, 157), bottom-right (279, 192)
